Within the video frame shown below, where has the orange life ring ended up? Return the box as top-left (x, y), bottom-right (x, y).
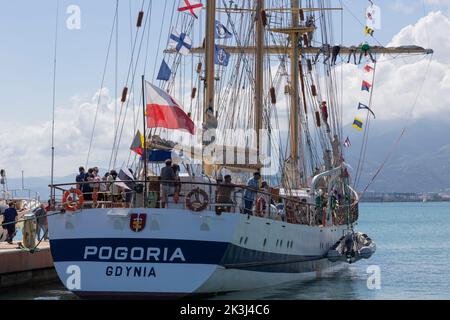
top-left (256, 197), bottom-right (266, 217)
top-left (185, 188), bottom-right (209, 212)
top-left (62, 188), bottom-right (84, 212)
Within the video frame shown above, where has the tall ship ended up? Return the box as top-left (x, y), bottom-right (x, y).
top-left (48, 0), bottom-right (432, 298)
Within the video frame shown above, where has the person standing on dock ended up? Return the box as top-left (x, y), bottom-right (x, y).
top-left (2, 202), bottom-right (18, 244)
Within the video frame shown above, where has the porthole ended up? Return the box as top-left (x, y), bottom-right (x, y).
top-left (244, 237), bottom-right (248, 245)
top-left (240, 237), bottom-right (243, 244)
top-left (280, 240), bottom-right (283, 247)
top-left (276, 239), bottom-right (279, 246)
top-left (263, 238), bottom-right (267, 247)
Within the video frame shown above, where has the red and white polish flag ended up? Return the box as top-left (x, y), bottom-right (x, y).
top-left (145, 81), bottom-right (195, 135)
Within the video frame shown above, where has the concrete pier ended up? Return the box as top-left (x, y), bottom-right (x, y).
top-left (0, 242), bottom-right (57, 289)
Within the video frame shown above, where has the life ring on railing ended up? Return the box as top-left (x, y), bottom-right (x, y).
top-left (185, 188), bottom-right (209, 212)
top-left (256, 197), bottom-right (267, 217)
top-left (62, 189), bottom-right (84, 212)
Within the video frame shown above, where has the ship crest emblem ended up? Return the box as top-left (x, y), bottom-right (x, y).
top-left (130, 214), bottom-right (147, 232)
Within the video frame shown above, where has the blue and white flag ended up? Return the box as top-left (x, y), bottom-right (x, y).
top-left (169, 32), bottom-right (192, 56)
top-left (157, 59), bottom-right (172, 81)
top-left (358, 102), bottom-right (376, 118)
top-left (215, 45), bottom-right (230, 66)
top-left (215, 20), bottom-right (233, 39)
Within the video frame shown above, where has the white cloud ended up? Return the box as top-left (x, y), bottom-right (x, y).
top-left (1, 11), bottom-right (450, 178)
top-left (0, 88), bottom-right (141, 178)
top-left (341, 11), bottom-right (450, 125)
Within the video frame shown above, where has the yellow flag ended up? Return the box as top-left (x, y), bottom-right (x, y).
top-left (364, 26), bottom-right (374, 36)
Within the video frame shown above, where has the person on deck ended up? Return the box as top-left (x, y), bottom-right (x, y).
top-left (2, 202), bottom-right (18, 244)
top-left (160, 160), bottom-right (175, 208)
top-left (172, 163), bottom-right (181, 203)
top-left (124, 168), bottom-right (136, 208)
top-left (76, 167), bottom-right (87, 194)
top-left (243, 172), bottom-right (261, 215)
top-left (84, 168), bottom-right (95, 201)
top-left (216, 175), bottom-right (235, 214)
top-left (107, 170), bottom-right (121, 203)
top-left (256, 181), bottom-right (271, 217)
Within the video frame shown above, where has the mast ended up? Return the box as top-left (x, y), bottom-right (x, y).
top-left (50, 0), bottom-right (59, 206)
top-left (141, 75), bottom-right (148, 208)
top-left (255, 0), bottom-right (264, 165)
top-left (289, 0), bottom-right (302, 186)
top-left (205, 0), bottom-right (216, 115)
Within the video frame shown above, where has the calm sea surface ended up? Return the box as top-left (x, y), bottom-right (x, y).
top-left (1, 202), bottom-right (450, 300)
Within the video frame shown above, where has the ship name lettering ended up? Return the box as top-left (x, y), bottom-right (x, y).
top-left (83, 246), bottom-right (186, 262)
top-left (105, 266), bottom-right (156, 278)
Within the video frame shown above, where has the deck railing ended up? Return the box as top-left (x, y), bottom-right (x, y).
top-left (49, 180), bottom-right (358, 227)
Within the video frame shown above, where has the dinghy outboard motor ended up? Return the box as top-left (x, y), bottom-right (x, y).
top-left (344, 233), bottom-right (355, 263)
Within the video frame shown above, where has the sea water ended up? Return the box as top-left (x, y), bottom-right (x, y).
top-left (1, 202), bottom-right (449, 300)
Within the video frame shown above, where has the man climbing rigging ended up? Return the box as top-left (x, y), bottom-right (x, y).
top-left (320, 101), bottom-right (331, 133)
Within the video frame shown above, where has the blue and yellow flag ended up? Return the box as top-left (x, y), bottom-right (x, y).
top-left (353, 117), bottom-right (364, 131)
top-left (364, 26), bottom-right (374, 36)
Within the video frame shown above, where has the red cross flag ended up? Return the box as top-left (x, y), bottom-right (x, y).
top-left (178, 0), bottom-right (203, 19)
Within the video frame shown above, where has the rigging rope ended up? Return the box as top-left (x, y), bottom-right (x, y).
top-left (85, 3), bottom-right (119, 168)
top-left (354, 60), bottom-right (378, 188)
top-left (359, 55), bottom-right (434, 196)
top-left (109, 0), bottom-right (147, 169)
top-left (112, 0), bottom-right (153, 169)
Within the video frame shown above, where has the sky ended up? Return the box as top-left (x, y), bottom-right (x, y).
top-left (0, 0), bottom-right (449, 179)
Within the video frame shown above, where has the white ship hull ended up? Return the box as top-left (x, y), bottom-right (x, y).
top-left (49, 208), bottom-right (348, 298)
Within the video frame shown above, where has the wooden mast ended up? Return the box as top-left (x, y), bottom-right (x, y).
top-left (202, 0), bottom-right (216, 175)
top-left (255, 0), bottom-right (264, 166)
top-left (205, 0), bottom-right (216, 116)
top-left (289, 0), bottom-right (302, 187)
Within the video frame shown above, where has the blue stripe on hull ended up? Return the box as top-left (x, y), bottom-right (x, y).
top-left (50, 238), bottom-right (326, 274)
top-left (221, 245), bottom-right (325, 273)
top-left (50, 238), bottom-right (228, 264)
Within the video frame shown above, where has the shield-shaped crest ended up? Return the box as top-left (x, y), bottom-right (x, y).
top-left (130, 214), bottom-right (147, 232)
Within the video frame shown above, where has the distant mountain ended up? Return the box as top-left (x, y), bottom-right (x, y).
top-left (4, 175), bottom-right (75, 201)
top-left (2, 119), bottom-right (449, 197)
top-left (345, 119), bottom-right (450, 193)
